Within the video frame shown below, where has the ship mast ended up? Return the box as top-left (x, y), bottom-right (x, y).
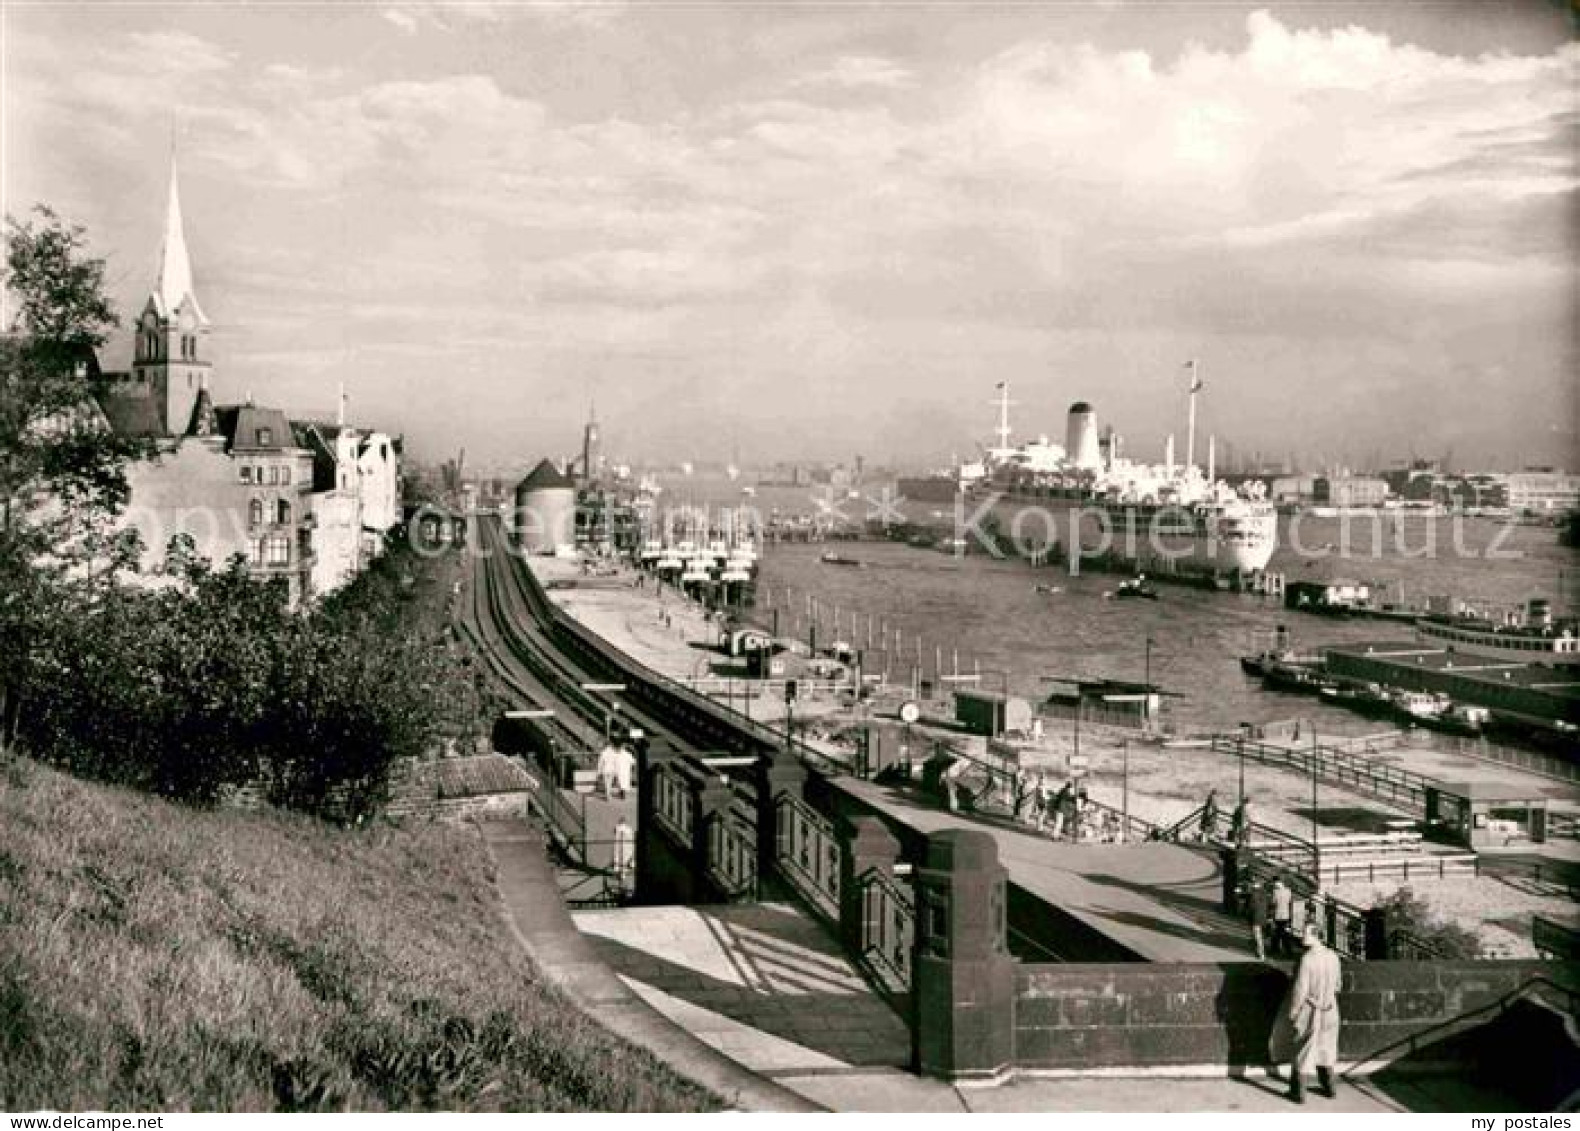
top-left (1184, 359), bottom-right (1202, 472)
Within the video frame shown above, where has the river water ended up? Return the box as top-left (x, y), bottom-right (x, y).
top-left (654, 475), bottom-right (1579, 737)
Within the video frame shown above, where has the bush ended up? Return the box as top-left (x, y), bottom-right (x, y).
top-left (1376, 887), bottom-right (1483, 959)
top-left (16, 543), bottom-right (484, 820)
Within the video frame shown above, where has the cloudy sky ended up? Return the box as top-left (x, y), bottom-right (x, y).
top-left (5, 1), bottom-right (1576, 472)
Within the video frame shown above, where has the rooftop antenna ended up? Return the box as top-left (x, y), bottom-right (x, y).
top-left (337, 382), bottom-right (347, 428)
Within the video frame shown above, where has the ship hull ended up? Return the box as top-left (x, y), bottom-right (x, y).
top-left (970, 490), bottom-right (1277, 574)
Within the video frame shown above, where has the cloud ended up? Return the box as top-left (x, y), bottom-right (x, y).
top-left (381, 8), bottom-right (419, 34)
top-left (8, 8), bottom-right (1575, 465)
top-left (795, 54), bottom-right (914, 91)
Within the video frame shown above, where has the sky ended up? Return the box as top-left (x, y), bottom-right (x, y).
top-left (4, 1), bottom-right (1577, 474)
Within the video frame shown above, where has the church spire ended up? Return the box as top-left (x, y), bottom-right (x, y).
top-left (154, 150), bottom-right (206, 324)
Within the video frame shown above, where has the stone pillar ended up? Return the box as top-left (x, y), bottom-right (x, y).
top-left (753, 750), bottom-right (808, 886)
top-left (634, 737), bottom-right (679, 904)
top-left (689, 770), bottom-right (735, 902)
top-left (837, 813), bottom-right (901, 955)
top-left (912, 829), bottom-right (1016, 1081)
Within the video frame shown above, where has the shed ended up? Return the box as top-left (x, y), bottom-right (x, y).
top-left (1424, 779), bottom-right (1550, 847)
top-left (954, 688), bottom-right (1033, 738)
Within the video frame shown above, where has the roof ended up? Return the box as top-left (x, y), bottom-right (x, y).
top-left (150, 155), bottom-right (207, 326)
top-left (1069, 401), bottom-right (1094, 414)
top-left (1434, 780), bottom-right (1550, 803)
top-left (517, 458), bottom-right (576, 491)
top-left (96, 392), bottom-right (167, 438)
top-left (290, 421), bottom-right (342, 490)
top-left (216, 404), bottom-right (297, 453)
top-left (428, 755), bottom-right (535, 799)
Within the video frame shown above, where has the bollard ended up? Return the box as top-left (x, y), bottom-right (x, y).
top-left (912, 829), bottom-right (1016, 1081)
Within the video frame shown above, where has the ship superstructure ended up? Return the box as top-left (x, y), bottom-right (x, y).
top-left (965, 378), bottom-right (1278, 574)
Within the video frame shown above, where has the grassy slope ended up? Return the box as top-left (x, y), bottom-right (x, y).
top-left (0, 759), bottom-right (717, 1112)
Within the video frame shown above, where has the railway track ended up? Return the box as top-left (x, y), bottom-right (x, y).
top-left (465, 516), bottom-right (704, 761)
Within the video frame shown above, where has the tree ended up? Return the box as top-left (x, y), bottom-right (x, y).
top-left (0, 207), bottom-right (143, 757)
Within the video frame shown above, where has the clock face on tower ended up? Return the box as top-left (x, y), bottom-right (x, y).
top-left (141, 311), bottom-right (160, 334)
top-left (179, 306), bottom-right (199, 334)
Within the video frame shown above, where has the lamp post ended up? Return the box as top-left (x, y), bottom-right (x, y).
top-left (1307, 718), bottom-right (1321, 881)
top-left (1236, 721), bottom-right (1249, 803)
top-left (1142, 634), bottom-right (1155, 734)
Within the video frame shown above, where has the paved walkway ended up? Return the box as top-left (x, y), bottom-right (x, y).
top-left (573, 902), bottom-right (911, 1072)
top-left (835, 777), bottom-right (1255, 962)
top-left (478, 820), bottom-right (821, 1111)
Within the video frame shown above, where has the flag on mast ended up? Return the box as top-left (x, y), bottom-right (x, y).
top-left (1184, 359), bottom-right (1203, 392)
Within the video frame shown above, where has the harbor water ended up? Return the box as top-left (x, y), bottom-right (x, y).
top-left (657, 475), bottom-right (1578, 738)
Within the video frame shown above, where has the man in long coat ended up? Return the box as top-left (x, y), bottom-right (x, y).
top-left (1272, 923), bottom-right (1342, 1102)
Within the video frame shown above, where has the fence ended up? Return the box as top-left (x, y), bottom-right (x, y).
top-left (775, 791), bottom-right (842, 920)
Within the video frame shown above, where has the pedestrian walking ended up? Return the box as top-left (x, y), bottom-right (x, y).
top-left (1229, 798), bottom-right (1252, 848)
top-left (1249, 878), bottom-right (1273, 959)
top-left (612, 818), bottom-right (636, 895)
top-left (1199, 789), bottom-right (1221, 842)
top-left (1270, 923), bottom-right (1342, 1103)
top-left (1270, 875), bottom-right (1294, 956)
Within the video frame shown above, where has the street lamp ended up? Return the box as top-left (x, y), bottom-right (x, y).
top-left (1142, 634), bottom-right (1155, 734)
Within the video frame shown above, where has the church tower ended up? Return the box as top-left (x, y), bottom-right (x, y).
top-left (133, 155), bottom-right (211, 435)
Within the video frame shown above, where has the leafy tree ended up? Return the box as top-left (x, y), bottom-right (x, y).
top-left (1, 206), bottom-right (144, 757)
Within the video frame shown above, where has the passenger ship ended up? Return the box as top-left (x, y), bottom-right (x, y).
top-left (1415, 598), bottom-right (1580, 666)
top-left (962, 381), bottom-right (1277, 574)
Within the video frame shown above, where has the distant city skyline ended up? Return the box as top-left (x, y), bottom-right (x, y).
top-left (5, 2), bottom-right (1576, 470)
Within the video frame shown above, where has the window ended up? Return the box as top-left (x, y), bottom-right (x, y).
top-left (240, 466), bottom-right (253, 484)
top-left (281, 467), bottom-right (291, 486)
top-left (268, 466), bottom-right (280, 485)
top-left (249, 499), bottom-right (264, 526)
top-left (266, 535), bottom-right (290, 565)
top-left (277, 500), bottom-right (291, 525)
top-left (256, 427), bottom-right (272, 446)
top-left (250, 538), bottom-right (266, 566)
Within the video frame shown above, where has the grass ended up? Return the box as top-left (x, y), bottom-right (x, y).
top-left (0, 758), bottom-right (719, 1112)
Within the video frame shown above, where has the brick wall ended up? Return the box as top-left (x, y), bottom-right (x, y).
top-left (1014, 960), bottom-right (1568, 1072)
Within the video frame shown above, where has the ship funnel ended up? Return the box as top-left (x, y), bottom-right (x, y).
top-left (1527, 598), bottom-right (1552, 628)
top-left (1066, 401), bottom-right (1100, 470)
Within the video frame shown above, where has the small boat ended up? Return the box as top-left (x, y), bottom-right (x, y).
top-left (1112, 577), bottom-right (1159, 600)
top-left (820, 551), bottom-right (862, 567)
top-left (1034, 583), bottom-right (1064, 595)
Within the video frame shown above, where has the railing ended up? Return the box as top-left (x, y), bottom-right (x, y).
top-left (550, 837), bottom-right (634, 909)
top-left (1387, 927), bottom-right (1453, 962)
top-left (1437, 733), bottom-right (1580, 786)
top-left (529, 774), bottom-right (590, 863)
top-left (652, 761), bottom-right (695, 845)
top-left (1208, 735), bottom-right (1430, 813)
top-left (1481, 857), bottom-right (1580, 900)
top-left (707, 805), bottom-right (759, 899)
top-left (1533, 915), bottom-right (1580, 962)
top-left (858, 868), bottom-right (915, 996)
top-left (1320, 854), bottom-right (1478, 886)
top-left (776, 790), bottom-right (842, 921)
